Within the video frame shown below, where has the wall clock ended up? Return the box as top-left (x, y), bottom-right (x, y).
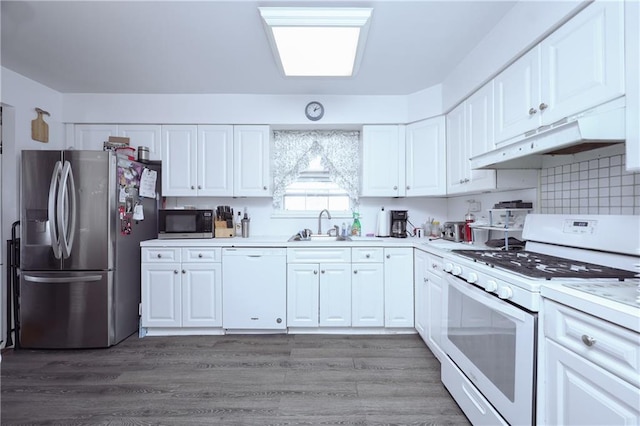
top-left (305, 101), bottom-right (324, 121)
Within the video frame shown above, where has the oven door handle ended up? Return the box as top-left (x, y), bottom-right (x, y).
top-left (444, 273), bottom-right (529, 323)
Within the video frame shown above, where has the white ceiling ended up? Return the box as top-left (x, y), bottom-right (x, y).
top-left (1, 0), bottom-right (518, 96)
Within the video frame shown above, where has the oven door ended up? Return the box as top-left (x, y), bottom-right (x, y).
top-left (443, 273), bottom-right (537, 425)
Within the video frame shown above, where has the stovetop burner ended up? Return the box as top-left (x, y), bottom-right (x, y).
top-left (452, 250), bottom-right (638, 280)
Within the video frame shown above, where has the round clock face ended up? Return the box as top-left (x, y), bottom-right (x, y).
top-left (305, 101), bottom-right (324, 121)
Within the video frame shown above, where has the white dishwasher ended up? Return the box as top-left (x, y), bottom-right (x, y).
top-left (222, 248), bottom-right (287, 330)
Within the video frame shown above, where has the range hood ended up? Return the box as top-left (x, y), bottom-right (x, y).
top-left (471, 98), bottom-right (626, 169)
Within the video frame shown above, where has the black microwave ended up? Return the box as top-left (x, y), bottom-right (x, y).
top-left (158, 209), bottom-right (214, 239)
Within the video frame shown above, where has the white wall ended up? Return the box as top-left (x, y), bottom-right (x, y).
top-left (0, 67), bottom-right (65, 347)
top-left (441, 0), bottom-right (588, 111)
top-left (62, 93), bottom-right (440, 126)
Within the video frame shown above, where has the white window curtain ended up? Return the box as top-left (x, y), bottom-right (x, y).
top-left (272, 130), bottom-right (360, 209)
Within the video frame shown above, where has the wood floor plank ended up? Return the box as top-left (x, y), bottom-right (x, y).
top-left (1, 334), bottom-right (470, 425)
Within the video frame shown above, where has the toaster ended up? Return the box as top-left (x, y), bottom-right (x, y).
top-left (442, 222), bottom-right (466, 242)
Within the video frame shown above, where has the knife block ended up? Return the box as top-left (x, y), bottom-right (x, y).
top-left (214, 221), bottom-right (234, 238)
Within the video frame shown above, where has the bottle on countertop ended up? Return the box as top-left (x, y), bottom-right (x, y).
top-left (241, 211), bottom-right (250, 238)
top-left (235, 211), bottom-right (242, 237)
top-left (351, 212), bottom-right (361, 237)
top-left (341, 222), bottom-right (347, 237)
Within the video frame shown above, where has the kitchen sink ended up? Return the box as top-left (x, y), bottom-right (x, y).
top-left (288, 234), bottom-right (352, 242)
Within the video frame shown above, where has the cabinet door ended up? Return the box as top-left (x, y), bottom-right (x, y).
top-left (181, 263), bottom-right (222, 327)
top-left (413, 250), bottom-right (428, 340)
top-left (361, 125), bottom-right (404, 197)
top-left (540, 1), bottom-right (624, 125)
top-left (426, 270), bottom-right (445, 362)
top-left (494, 47), bottom-right (541, 144)
top-left (287, 264), bottom-right (319, 327)
top-left (74, 124), bottom-right (118, 150)
top-left (384, 248), bottom-right (414, 328)
top-left (161, 125), bottom-right (198, 196)
top-left (118, 125), bottom-right (162, 161)
top-left (319, 263), bottom-right (351, 327)
top-left (351, 263), bottom-right (384, 327)
top-left (405, 117), bottom-right (446, 196)
top-left (544, 339), bottom-right (640, 425)
top-left (141, 263), bottom-right (181, 327)
top-left (233, 125), bottom-right (271, 196)
top-left (446, 102), bottom-right (467, 194)
top-left (198, 125), bottom-right (233, 196)
top-left (465, 83), bottom-right (497, 192)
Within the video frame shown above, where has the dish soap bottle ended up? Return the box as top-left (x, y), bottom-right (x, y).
top-left (351, 212), bottom-right (361, 237)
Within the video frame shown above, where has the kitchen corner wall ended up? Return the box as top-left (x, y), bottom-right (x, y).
top-left (540, 149), bottom-right (640, 215)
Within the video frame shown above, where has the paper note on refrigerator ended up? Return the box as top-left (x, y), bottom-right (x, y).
top-left (139, 168), bottom-right (157, 198)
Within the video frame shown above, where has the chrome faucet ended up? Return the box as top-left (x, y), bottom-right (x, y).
top-left (318, 209), bottom-right (332, 234)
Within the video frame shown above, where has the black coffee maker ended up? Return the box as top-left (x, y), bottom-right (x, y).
top-left (390, 210), bottom-right (408, 238)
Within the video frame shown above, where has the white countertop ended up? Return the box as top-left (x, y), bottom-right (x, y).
top-left (140, 235), bottom-right (475, 255)
top-left (541, 282), bottom-right (640, 333)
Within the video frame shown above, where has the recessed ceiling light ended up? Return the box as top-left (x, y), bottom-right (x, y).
top-left (259, 7), bottom-right (373, 77)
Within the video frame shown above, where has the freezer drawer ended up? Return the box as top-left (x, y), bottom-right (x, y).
top-left (19, 271), bottom-right (113, 348)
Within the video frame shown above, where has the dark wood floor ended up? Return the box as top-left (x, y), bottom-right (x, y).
top-left (1, 333), bottom-right (470, 425)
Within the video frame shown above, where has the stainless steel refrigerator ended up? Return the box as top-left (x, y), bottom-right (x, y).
top-left (20, 150), bottom-right (160, 348)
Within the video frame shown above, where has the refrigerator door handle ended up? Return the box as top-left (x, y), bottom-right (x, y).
top-left (58, 160), bottom-right (77, 259)
top-left (48, 161), bottom-right (63, 259)
top-left (23, 274), bottom-right (102, 283)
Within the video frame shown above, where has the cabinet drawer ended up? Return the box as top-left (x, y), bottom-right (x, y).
top-left (352, 247), bottom-right (383, 262)
top-left (181, 247), bottom-right (221, 263)
top-left (287, 248), bottom-right (351, 263)
top-left (544, 299), bottom-right (640, 387)
top-left (426, 253), bottom-right (443, 277)
top-left (142, 248), bottom-right (181, 263)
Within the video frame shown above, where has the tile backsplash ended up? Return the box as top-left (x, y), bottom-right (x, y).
top-left (540, 153), bottom-right (640, 215)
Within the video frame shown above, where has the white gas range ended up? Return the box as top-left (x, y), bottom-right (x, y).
top-left (439, 214), bottom-right (639, 426)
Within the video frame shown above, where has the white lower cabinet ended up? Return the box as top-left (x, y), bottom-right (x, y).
top-left (286, 262), bottom-right (351, 327)
top-left (414, 250), bottom-right (428, 340)
top-left (414, 249), bottom-right (445, 361)
top-left (286, 248), bottom-right (351, 328)
top-left (141, 247), bottom-right (222, 329)
top-left (351, 262), bottom-right (384, 327)
top-left (542, 299), bottom-right (640, 425)
top-left (383, 248), bottom-right (414, 328)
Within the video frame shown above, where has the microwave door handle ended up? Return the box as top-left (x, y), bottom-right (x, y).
top-left (48, 161), bottom-right (63, 259)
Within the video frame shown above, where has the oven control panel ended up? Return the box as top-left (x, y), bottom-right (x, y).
top-left (563, 219), bottom-right (597, 234)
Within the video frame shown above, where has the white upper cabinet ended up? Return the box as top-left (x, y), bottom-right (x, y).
top-left (162, 125), bottom-right (199, 196)
top-left (494, 0), bottom-right (624, 145)
top-left (198, 125), bottom-right (234, 197)
top-left (446, 102), bottom-right (467, 195)
top-left (233, 125), bottom-right (271, 197)
top-left (361, 125), bottom-right (404, 197)
top-left (464, 83), bottom-right (497, 192)
top-left (494, 48), bottom-right (541, 143)
top-left (405, 116), bottom-right (446, 196)
top-left (118, 125), bottom-right (162, 161)
top-left (73, 124), bottom-right (118, 150)
top-left (540, 0), bottom-right (624, 125)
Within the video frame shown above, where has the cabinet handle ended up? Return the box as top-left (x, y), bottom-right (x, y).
top-left (191, 185), bottom-right (195, 190)
top-left (366, 254), bottom-right (370, 258)
top-left (528, 107), bottom-right (537, 115)
top-left (431, 263), bottom-right (438, 269)
top-left (313, 270), bottom-right (318, 275)
top-left (539, 102), bottom-right (548, 111)
top-left (174, 270), bottom-right (178, 274)
top-left (182, 270), bottom-right (186, 274)
top-left (386, 254), bottom-right (391, 259)
top-left (424, 277), bottom-right (428, 282)
top-left (198, 185), bottom-right (202, 190)
top-left (459, 179), bottom-right (464, 184)
top-left (321, 270), bottom-right (325, 274)
top-left (406, 185), bottom-right (410, 190)
top-left (263, 186), bottom-right (267, 190)
top-left (353, 270), bottom-right (358, 274)
top-left (198, 253), bottom-right (203, 258)
top-left (581, 335), bottom-right (596, 347)
top-left (157, 254), bottom-right (162, 258)
top-left (393, 185), bottom-right (398, 190)
top-left (464, 178), bottom-right (469, 183)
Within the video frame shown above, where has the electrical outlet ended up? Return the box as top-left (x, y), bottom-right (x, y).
top-left (469, 201), bottom-right (481, 212)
